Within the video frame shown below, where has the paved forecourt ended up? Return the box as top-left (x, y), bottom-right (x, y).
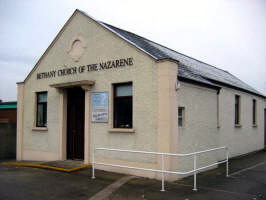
top-left (0, 150), bottom-right (266, 200)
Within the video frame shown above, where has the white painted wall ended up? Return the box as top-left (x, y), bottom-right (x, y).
top-left (176, 82), bottom-right (219, 173)
top-left (21, 11), bottom-right (159, 163)
top-left (176, 81), bottom-right (265, 175)
top-left (218, 87), bottom-right (265, 157)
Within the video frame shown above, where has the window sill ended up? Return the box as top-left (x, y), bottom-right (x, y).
top-left (234, 124), bottom-right (242, 128)
top-left (32, 127), bottom-right (48, 131)
top-left (108, 128), bottom-right (135, 133)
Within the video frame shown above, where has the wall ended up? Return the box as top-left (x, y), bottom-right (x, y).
top-left (218, 87), bottom-right (265, 157)
top-left (0, 109), bottom-right (17, 123)
top-left (176, 82), bottom-right (219, 174)
top-left (0, 108), bottom-right (17, 160)
top-left (176, 81), bottom-right (265, 177)
top-left (156, 60), bottom-right (178, 180)
top-left (21, 11), bottom-right (159, 167)
top-left (0, 123), bottom-right (16, 160)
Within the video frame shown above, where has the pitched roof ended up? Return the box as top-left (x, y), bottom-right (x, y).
top-left (22, 9), bottom-right (264, 98)
top-left (98, 21), bottom-right (264, 97)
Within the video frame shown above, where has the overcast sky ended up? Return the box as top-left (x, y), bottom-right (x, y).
top-left (0, 0), bottom-right (265, 101)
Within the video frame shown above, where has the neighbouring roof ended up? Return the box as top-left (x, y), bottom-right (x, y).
top-left (0, 102), bottom-right (17, 109)
top-left (97, 21), bottom-right (264, 98)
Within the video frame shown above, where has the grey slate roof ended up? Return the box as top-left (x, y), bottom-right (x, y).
top-left (99, 22), bottom-right (264, 97)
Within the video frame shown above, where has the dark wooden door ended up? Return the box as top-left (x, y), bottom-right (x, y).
top-left (67, 87), bottom-right (85, 160)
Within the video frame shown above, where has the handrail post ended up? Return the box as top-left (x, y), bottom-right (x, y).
top-left (193, 154), bottom-right (197, 191)
top-left (226, 148), bottom-right (229, 177)
top-left (160, 154), bottom-right (165, 192)
top-left (91, 147), bottom-right (95, 179)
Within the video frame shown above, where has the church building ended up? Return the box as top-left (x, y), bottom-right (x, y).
top-left (16, 9), bottom-right (266, 180)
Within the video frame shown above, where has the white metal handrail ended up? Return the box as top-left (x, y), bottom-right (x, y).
top-left (91, 146), bottom-right (229, 192)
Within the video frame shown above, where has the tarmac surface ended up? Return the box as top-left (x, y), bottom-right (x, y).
top-left (1, 150), bottom-right (266, 200)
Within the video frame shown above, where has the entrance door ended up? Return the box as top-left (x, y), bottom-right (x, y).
top-left (67, 87), bottom-right (85, 160)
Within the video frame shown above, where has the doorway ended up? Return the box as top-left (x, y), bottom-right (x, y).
top-left (67, 87), bottom-right (85, 160)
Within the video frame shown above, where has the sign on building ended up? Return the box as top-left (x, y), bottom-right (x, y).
top-left (91, 92), bottom-right (108, 123)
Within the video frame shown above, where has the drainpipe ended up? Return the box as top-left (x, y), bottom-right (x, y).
top-left (217, 89), bottom-right (221, 129)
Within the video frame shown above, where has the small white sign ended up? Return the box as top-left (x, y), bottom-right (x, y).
top-left (91, 92), bottom-right (108, 123)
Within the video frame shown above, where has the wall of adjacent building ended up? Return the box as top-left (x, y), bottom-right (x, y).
top-left (0, 108), bottom-right (17, 160)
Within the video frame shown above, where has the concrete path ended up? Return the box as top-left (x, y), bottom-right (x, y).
top-left (89, 175), bottom-right (135, 200)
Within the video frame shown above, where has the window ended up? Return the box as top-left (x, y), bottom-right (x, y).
top-left (178, 107), bottom-right (185, 127)
top-left (252, 99), bottom-right (257, 125)
top-left (113, 83), bottom-right (132, 128)
top-left (36, 92), bottom-right (47, 127)
top-left (235, 95), bottom-right (240, 125)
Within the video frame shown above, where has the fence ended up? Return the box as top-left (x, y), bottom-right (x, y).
top-left (91, 146), bottom-right (229, 191)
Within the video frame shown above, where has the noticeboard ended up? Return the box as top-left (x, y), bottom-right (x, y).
top-left (91, 92), bottom-right (108, 123)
